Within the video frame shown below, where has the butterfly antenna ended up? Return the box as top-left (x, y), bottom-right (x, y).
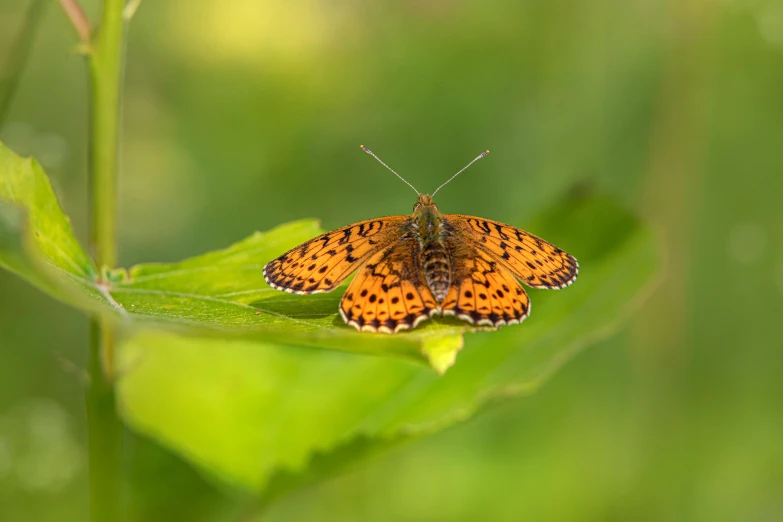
top-left (431, 149), bottom-right (490, 197)
top-left (360, 145), bottom-right (420, 196)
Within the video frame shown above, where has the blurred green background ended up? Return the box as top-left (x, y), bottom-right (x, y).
top-left (1, 0), bottom-right (782, 521)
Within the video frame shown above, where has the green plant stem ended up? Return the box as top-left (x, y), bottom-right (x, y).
top-left (85, 0), bottom-right (127, 520)
top-left (89, 0), bottom-right (124, 273)
top-left (87, 322), bottom-right (122, 522)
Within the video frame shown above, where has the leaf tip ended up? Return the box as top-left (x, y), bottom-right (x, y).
top-left (421, 333), bottom-right (464, 374)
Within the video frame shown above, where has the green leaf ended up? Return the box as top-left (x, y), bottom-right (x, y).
top-left (0, 141), bottom-right (466, 371)
top-left (116, 196), bottom-right (658, 497)
top-left (110, 219), bottom-right (467, 372)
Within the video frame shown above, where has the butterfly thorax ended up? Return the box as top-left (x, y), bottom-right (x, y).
top-left (412, 194), bottom-right (451, 304)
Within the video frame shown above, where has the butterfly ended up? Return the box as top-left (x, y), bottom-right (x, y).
top-left (263, 146), bottom-right (578, 333)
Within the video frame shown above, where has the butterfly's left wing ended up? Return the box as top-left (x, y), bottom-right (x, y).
top-left (444, 215), bottom-right (578, 289)
top-left (263, 216), bottom-right (409, 294)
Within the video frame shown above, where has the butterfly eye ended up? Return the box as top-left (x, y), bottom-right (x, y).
top-left (413, 202), bottom-right (421, 212)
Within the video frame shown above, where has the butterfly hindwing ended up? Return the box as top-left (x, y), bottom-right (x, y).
top-left (263, 216), bottom-right (409, 294)
top-left (340, 238), bottom-right (439, 333)
top-left (445, 215), bottom-right (578, 289)
top-left (441, 245), bottom-right (530, 327)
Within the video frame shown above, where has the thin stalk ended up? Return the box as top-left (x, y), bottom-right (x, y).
top-left (85, 0), bottom-right (127, 520)
top-left (58, 0), bottom-right (91, 43)
top-left (89, 0), bottom-right (124, 273)
top-left (87, 322), bottom-right (122, 522)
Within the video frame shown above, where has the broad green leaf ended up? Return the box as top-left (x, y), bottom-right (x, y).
top-left (116, 194), bottom-right (659, 498)
top-left (109, 220), bottom-right (466, 372)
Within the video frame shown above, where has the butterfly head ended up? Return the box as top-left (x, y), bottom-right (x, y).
top-left (413, 194), bottom-right (439, 217)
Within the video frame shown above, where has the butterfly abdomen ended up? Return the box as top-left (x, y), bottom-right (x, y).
top-left (421, 242), bottom-right (451, 304)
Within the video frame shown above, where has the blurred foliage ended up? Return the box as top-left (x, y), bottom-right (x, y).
top-left (1, 0), bottom-right (782, 521)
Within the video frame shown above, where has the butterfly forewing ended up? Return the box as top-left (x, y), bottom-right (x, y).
top-left (263, 216), bottom-right (409, 294)
top-left (340, 239), bottom-right (439, 333)
top-left (445, 215), bottom-right (579, 290)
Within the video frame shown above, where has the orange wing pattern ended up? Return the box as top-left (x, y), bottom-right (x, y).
top-left (263, 216), bottom-right (409, 294)
top-left (445, 215), bottom-right (578, 289)
top-left (440, 245), bottom-right (530, 327)
top-left (340, 238), bottom-right (439, 333)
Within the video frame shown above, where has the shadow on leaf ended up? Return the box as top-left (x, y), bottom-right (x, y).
top-left (251, 293), bottom-right (340, 320)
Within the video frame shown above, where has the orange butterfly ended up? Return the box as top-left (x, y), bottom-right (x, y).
top-left (263, 146), bottom-right (578, 333)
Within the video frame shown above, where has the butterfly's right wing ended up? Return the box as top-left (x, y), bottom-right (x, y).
top-left (263, 216), bottom-right (410, 294)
